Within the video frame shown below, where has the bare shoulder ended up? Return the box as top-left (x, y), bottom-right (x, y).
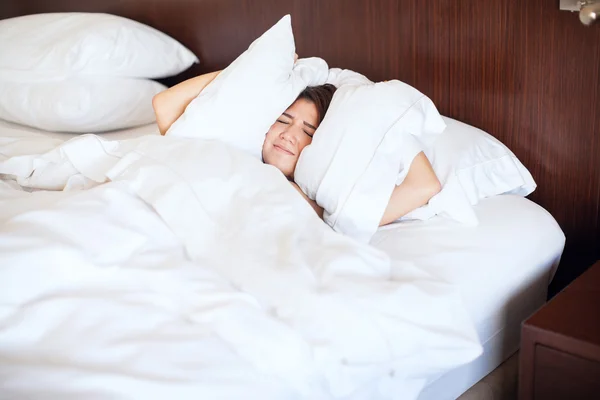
top-left (290, 181), bottom-right (324, 219)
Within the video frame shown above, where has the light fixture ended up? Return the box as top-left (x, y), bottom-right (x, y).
top-left (580, 1), bottom-right (600, 25)
top-left (560, 0), bottom-right (600, 26)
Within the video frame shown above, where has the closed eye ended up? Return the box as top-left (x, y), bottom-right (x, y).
top-left (278, 116), bottom-right (314, 137)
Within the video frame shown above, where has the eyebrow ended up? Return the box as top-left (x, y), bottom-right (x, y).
top-left (282, 112), bottom-right (317, 131)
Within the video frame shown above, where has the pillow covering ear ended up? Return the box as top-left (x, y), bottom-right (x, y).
top-left (166, 15), bottom-right (328, 159)
top-left (319, 67), bottom-right (536, 231)
top-left (294, 80), bottom-right (446, 242)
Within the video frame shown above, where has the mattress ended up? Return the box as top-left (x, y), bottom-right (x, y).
top-left (371, 194), bottom-right (566, 399)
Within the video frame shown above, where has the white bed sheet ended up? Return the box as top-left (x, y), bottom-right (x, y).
top-left (371, 194), bottom-right (565, 399)
top-left (0, 118), bottom-right (160, 142)
top-left (0, 119), bottom-right (160, 165)
top-left (0, 132), bottom-right (484, 400)
top-left (0, 120), bottom-right (563, 399)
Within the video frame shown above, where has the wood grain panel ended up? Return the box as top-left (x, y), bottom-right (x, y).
top-left (1, 0), bottom-right (599, 293)
top-left (533, 345), bottom-right (600, 399)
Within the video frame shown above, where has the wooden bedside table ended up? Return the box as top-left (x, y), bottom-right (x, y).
top-left (518, 260), bottom-right (600, 399)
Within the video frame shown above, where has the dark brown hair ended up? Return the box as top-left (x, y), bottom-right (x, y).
top-left (295, 83), bottom-right (337, 124)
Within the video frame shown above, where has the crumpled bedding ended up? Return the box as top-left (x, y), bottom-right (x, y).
top-left (0, 133), bottom-right (482, 399)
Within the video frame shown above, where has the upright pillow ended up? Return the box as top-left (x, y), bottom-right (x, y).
top-left (400, 117), bottom-right (537, 223)
top-left (166, 15), bottom-right (329, 159)
top-left (326, 68), bottom-right (373, 87)
top-left (0, 13), bottom-right (198, 79)
top-left (294, 81), bottom-right (446, 242)
top-left (0, 77), bottom-right (166, 133)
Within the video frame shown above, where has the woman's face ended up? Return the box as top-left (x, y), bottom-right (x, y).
top-left (262, 98), bottom-right (319, 179)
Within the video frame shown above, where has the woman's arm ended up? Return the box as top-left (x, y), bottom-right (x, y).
top-left (152, 70), bottom-right (221, 135)
top-left (291, 152), bottom-right (439, 224)
top-left (379, 152), bottom-right (441, 226)
top-left (291, 182), bottom-right (324, 219)
top-left (153, 53), bottom-right (299, 134)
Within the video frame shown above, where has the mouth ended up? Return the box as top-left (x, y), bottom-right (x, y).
top-left (273, 144), bottom-right (294, 156)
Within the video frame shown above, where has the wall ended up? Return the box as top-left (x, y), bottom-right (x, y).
top-left (1, 0), bottom-right (599, 293)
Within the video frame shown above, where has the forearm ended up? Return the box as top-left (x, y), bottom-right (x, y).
top-left (379, 151), bottom-right (441, 226)
top-left (379, 180), bottom-right (440, 226)
top-left (153, 70), bottom-right (221, 135)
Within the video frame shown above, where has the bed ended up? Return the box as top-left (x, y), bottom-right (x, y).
top-left (0, 3), bottom-right (568, 400)
top-left (0, 116), bottom-right (566, 399)
top-left (0, 119), bottom-right (160, 143)
top-left (372, 195), bottom-right (564, 399)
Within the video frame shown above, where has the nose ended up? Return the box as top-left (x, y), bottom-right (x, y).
top-left (280, 126), bottom-right (298, 145)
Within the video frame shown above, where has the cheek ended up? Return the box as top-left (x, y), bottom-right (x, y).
top-left (265, 127), bottom-right (274, 140)
top-left (263, 129), bottom-right (278, 149)
top-left (297, 136), bottom-right (313, 153)
top-left (265, 122), bottom-right (279, 137)
top-left (269, 127), bottom-right (288, 141)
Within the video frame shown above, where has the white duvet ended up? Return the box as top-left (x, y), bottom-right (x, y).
top-left (0, 133), bottom-right (482, 399)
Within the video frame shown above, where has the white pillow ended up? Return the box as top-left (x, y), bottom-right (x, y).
top-left (166, 15), bottom-right (329, 159)
top-left (400, 117), bottom-right (537, 224)
top-left (326, 68), bottom-right (373, 87)
top-left (0, 77), bottom-right (166, 133)
top-left (295, 81), bottom-right (446, 243)
top-left (326, 69), bottom-right (536, 227)
top-left (0, 13), bottom-right (198, 79)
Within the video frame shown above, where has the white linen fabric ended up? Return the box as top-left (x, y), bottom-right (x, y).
top-left (372, 195), bottom-right (564, 334)
top-left (0, 13), bottom-right (198, 79)
top-left (166, 15), bottom-right (329, 159)
top-left (400, 117), bottom-right (537, 224)
top-left (326, 68), bottom-right (373, 87)
top-left (294, 81), bottom-right (446, 243)
top-left (0, 133), bottom-right (482, 400)
top-left (0, 77), bottom-right (166, 133)
top-left (0, 118), bottom-right (160, 145)
top-left (371, 195), bottom-right (565, 400)
top-left (324, 68), bottom-right (535, 227)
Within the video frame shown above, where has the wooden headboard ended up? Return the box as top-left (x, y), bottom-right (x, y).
top-left (2, 0), bottom-right (599, 294)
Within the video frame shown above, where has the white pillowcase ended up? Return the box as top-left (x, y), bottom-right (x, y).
top-left (295, 81), bottom-right (446, 243)
top-left (326, 68), bottom-right (374, 87)
top-left (0, 77), bottom-right (166, 133)
top-left (401, 117), bottom-right (537, 224)
top-left (166, 15), bottom-right (328, 159)
top-left (0, 13), bottom-right (198, 79)
top-left (325, 68), bottom-right (536, 228)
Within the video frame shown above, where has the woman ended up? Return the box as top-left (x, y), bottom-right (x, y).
top-left (152, 69), bottom-right (441, 226)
